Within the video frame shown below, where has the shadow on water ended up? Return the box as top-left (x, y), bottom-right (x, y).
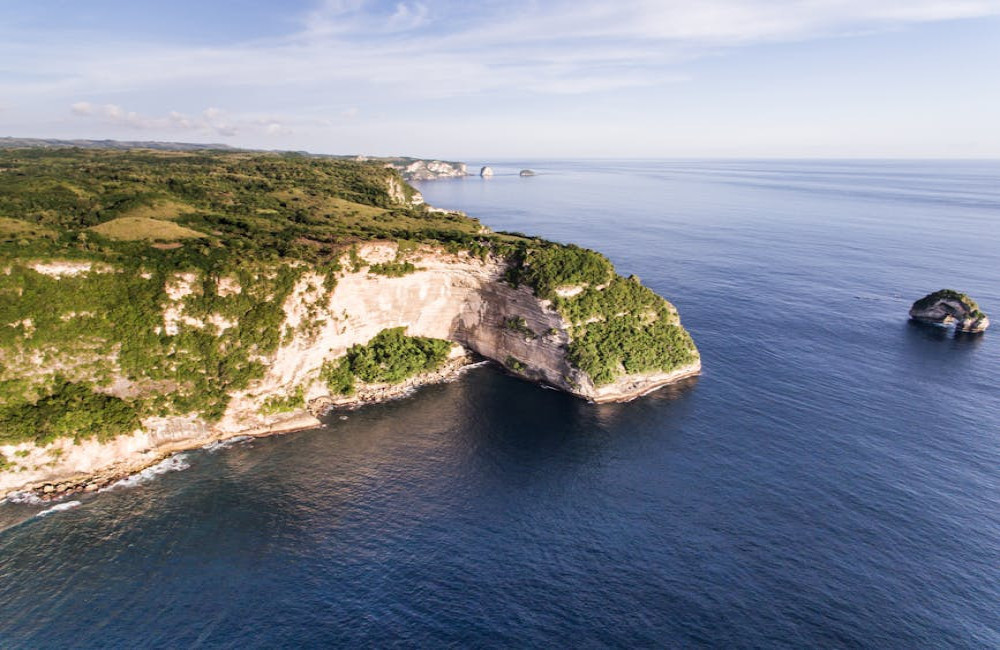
top-left (905, 319), bottom-right (986, 347)
top-left (0, 364), bottom-right (703, 647)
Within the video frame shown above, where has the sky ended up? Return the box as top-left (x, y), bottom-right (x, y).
top-left (2, 0), bottom-right (1000, 158)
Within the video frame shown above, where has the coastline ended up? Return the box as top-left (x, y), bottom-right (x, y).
top-left (1, 354), bottom-right (487, 502)
top-left (1, 355), bottom-right (700, 503)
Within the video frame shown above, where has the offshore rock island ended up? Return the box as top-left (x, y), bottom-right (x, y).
top-left (0, 148), bottom-right (699, 498)
top-left (909, 289), bottom-right (990, 333)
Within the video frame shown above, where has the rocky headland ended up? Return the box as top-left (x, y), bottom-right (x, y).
top-left (0, 147), bottom-right (699, 500)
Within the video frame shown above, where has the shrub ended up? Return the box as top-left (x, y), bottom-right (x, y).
top-left (505, 356), bottom-right (526, 373)
top-left (260, 386), bottom-right (306, 415)
top-left (0, 379), bottom-right (141, 446)
top-left (502, 316), bottom-right (536, 338)
top-left (507, 244), bottom-right (613, 299)
top-left (320, 327), bottom-right (451, 393)
top-left (368, 261), bottom-right (418, 277)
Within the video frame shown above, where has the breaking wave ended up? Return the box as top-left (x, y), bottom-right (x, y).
top-left (36, 501), bottom-right (81, 517)
top-left (4, 491), bottom-right (45, 506)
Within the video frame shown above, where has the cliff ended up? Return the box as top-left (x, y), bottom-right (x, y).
top-left (0, 242), bottom-right (699, 496)
top-left (909, 289), bottom-right (990, 333)
top-left (0, 148), bottom-right (699, 498)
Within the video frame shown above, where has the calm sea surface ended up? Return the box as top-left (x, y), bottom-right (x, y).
top-left (1, 160), bottom-right (998, 648)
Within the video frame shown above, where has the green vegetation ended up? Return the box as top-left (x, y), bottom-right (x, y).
top-left (369, 261), bottom-right (418, 277)
top-left (505, 243), bottom-right (613, 300)
top-left (553, 276), bottom-right (698, 386)
top-left (505, 356), bottom-right (526, 373)
top-left (0, 148), bottom-right (490, 265)
top-left (912, 289), bottom-right (981, 312)
top-left (0, 378), bottom-right (140, 446)
top-left (321, 328), bottom-right (452, 395)
top-left (503, 316), bottom-right (536, 339)
top-left (504, 246), bottom-right (698, 385)
top-left (0, 452), bottom-right (9, 471)
top-left (260, 386), bottom-right (306, 415)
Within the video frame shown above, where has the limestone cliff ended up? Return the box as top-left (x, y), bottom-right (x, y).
top-left (0, 242), bottom-right (699, 497)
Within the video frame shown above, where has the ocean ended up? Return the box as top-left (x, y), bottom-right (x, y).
top-left (1, 160), bottom-right (998, 647)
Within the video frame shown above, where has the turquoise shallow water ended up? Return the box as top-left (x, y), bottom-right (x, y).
top-left (1, 160), bottom-right (998, 647)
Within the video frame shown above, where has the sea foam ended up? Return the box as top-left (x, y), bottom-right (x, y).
top-left (36, 501), bottom-right (81, 517)
top-left (101, 453), bottom-right (191, 491)
top-left (3, 491), bottom-right (45, 505)
top-left (203, 435), bottom-right (253, 453)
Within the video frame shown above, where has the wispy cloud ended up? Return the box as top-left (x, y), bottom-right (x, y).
top-left (68, 103), bottom-right (291, 138)
top-left (9, 0), bottom-right (1000, 104)
top-left (2, 1), bottom-right (999, 155)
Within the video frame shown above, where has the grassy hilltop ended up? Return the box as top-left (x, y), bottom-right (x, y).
top-left (0, 148), bottom-right (697, 452)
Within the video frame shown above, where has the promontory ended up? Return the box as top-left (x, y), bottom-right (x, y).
top-left (0, 148), bottom-right (699, 498)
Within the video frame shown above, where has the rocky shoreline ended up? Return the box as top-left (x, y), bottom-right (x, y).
top-left (1, 354), bottom-right (488, 503)
top-left (2, 353), bottom-right (702, 504)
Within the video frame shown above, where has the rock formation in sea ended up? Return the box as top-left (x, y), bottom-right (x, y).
top-left (519, 169), bottom-right (536, 177)
top-left (480, 166), bottom-right (494, 177)
top-left (909, 289), bottom-right (990, 332)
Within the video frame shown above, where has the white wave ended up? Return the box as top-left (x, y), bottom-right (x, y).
top-left (202, 435), bottom-right (252, 453)
top-left (100, 453), bottom-right (191, 491)
top-left (37, 501), bottom-right (81, 517)
top-left (4, 491), bottom-right (45, 505)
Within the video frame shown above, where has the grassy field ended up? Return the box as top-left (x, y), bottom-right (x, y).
top-left (88, 217), bottom-right (206, 241)
top-left (0, 216), bottom-right (56, 242)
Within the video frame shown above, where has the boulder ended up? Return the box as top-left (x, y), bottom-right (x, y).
top-left (479, 166), bottom-right (493, 178)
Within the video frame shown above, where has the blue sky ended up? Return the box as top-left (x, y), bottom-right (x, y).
top-left (2, 0), bottom-right (999, 158)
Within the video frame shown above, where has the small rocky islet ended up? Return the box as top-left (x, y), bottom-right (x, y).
top-left (909, 289), bottom-right (990, 333)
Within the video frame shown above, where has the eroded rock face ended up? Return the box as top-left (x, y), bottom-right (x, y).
top-left (909, 289), bottom-right (990, 333)
top-left (400, 160), bottom-right (467, 181)
top-left (480, 166), bottom-right (494, 178)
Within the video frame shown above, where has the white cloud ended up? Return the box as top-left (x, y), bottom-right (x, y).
top-left (0, 1), bottom-right (994, 156)
top-left (68, 103), bottom-right (295, 138)
top-left (15, 1), bottom-right (1000, 106)
top-left (70, 101), bottom-right (94, 116)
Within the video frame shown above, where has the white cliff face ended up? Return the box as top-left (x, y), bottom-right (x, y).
top-left (1, 242), bottom-right (699, 497)
top-left (398, 160), bottom-right (468, 181)
top-left (222, 242), bottom-right (697, 426)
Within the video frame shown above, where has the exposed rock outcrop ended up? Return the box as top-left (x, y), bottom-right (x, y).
top-left (909, 289), bottom-right (990, 333)
top-left (368, 157), bottom-right (467, 181)
top-left (480, 166), bottom-right (494, 178)
top-left (519, 169), bottom-right (536, 177)
top-left (397, 160), bottom-right (467, 181)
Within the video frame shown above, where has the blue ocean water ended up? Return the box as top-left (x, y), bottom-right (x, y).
top-left (1, 160), bottom-right (998, 647)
